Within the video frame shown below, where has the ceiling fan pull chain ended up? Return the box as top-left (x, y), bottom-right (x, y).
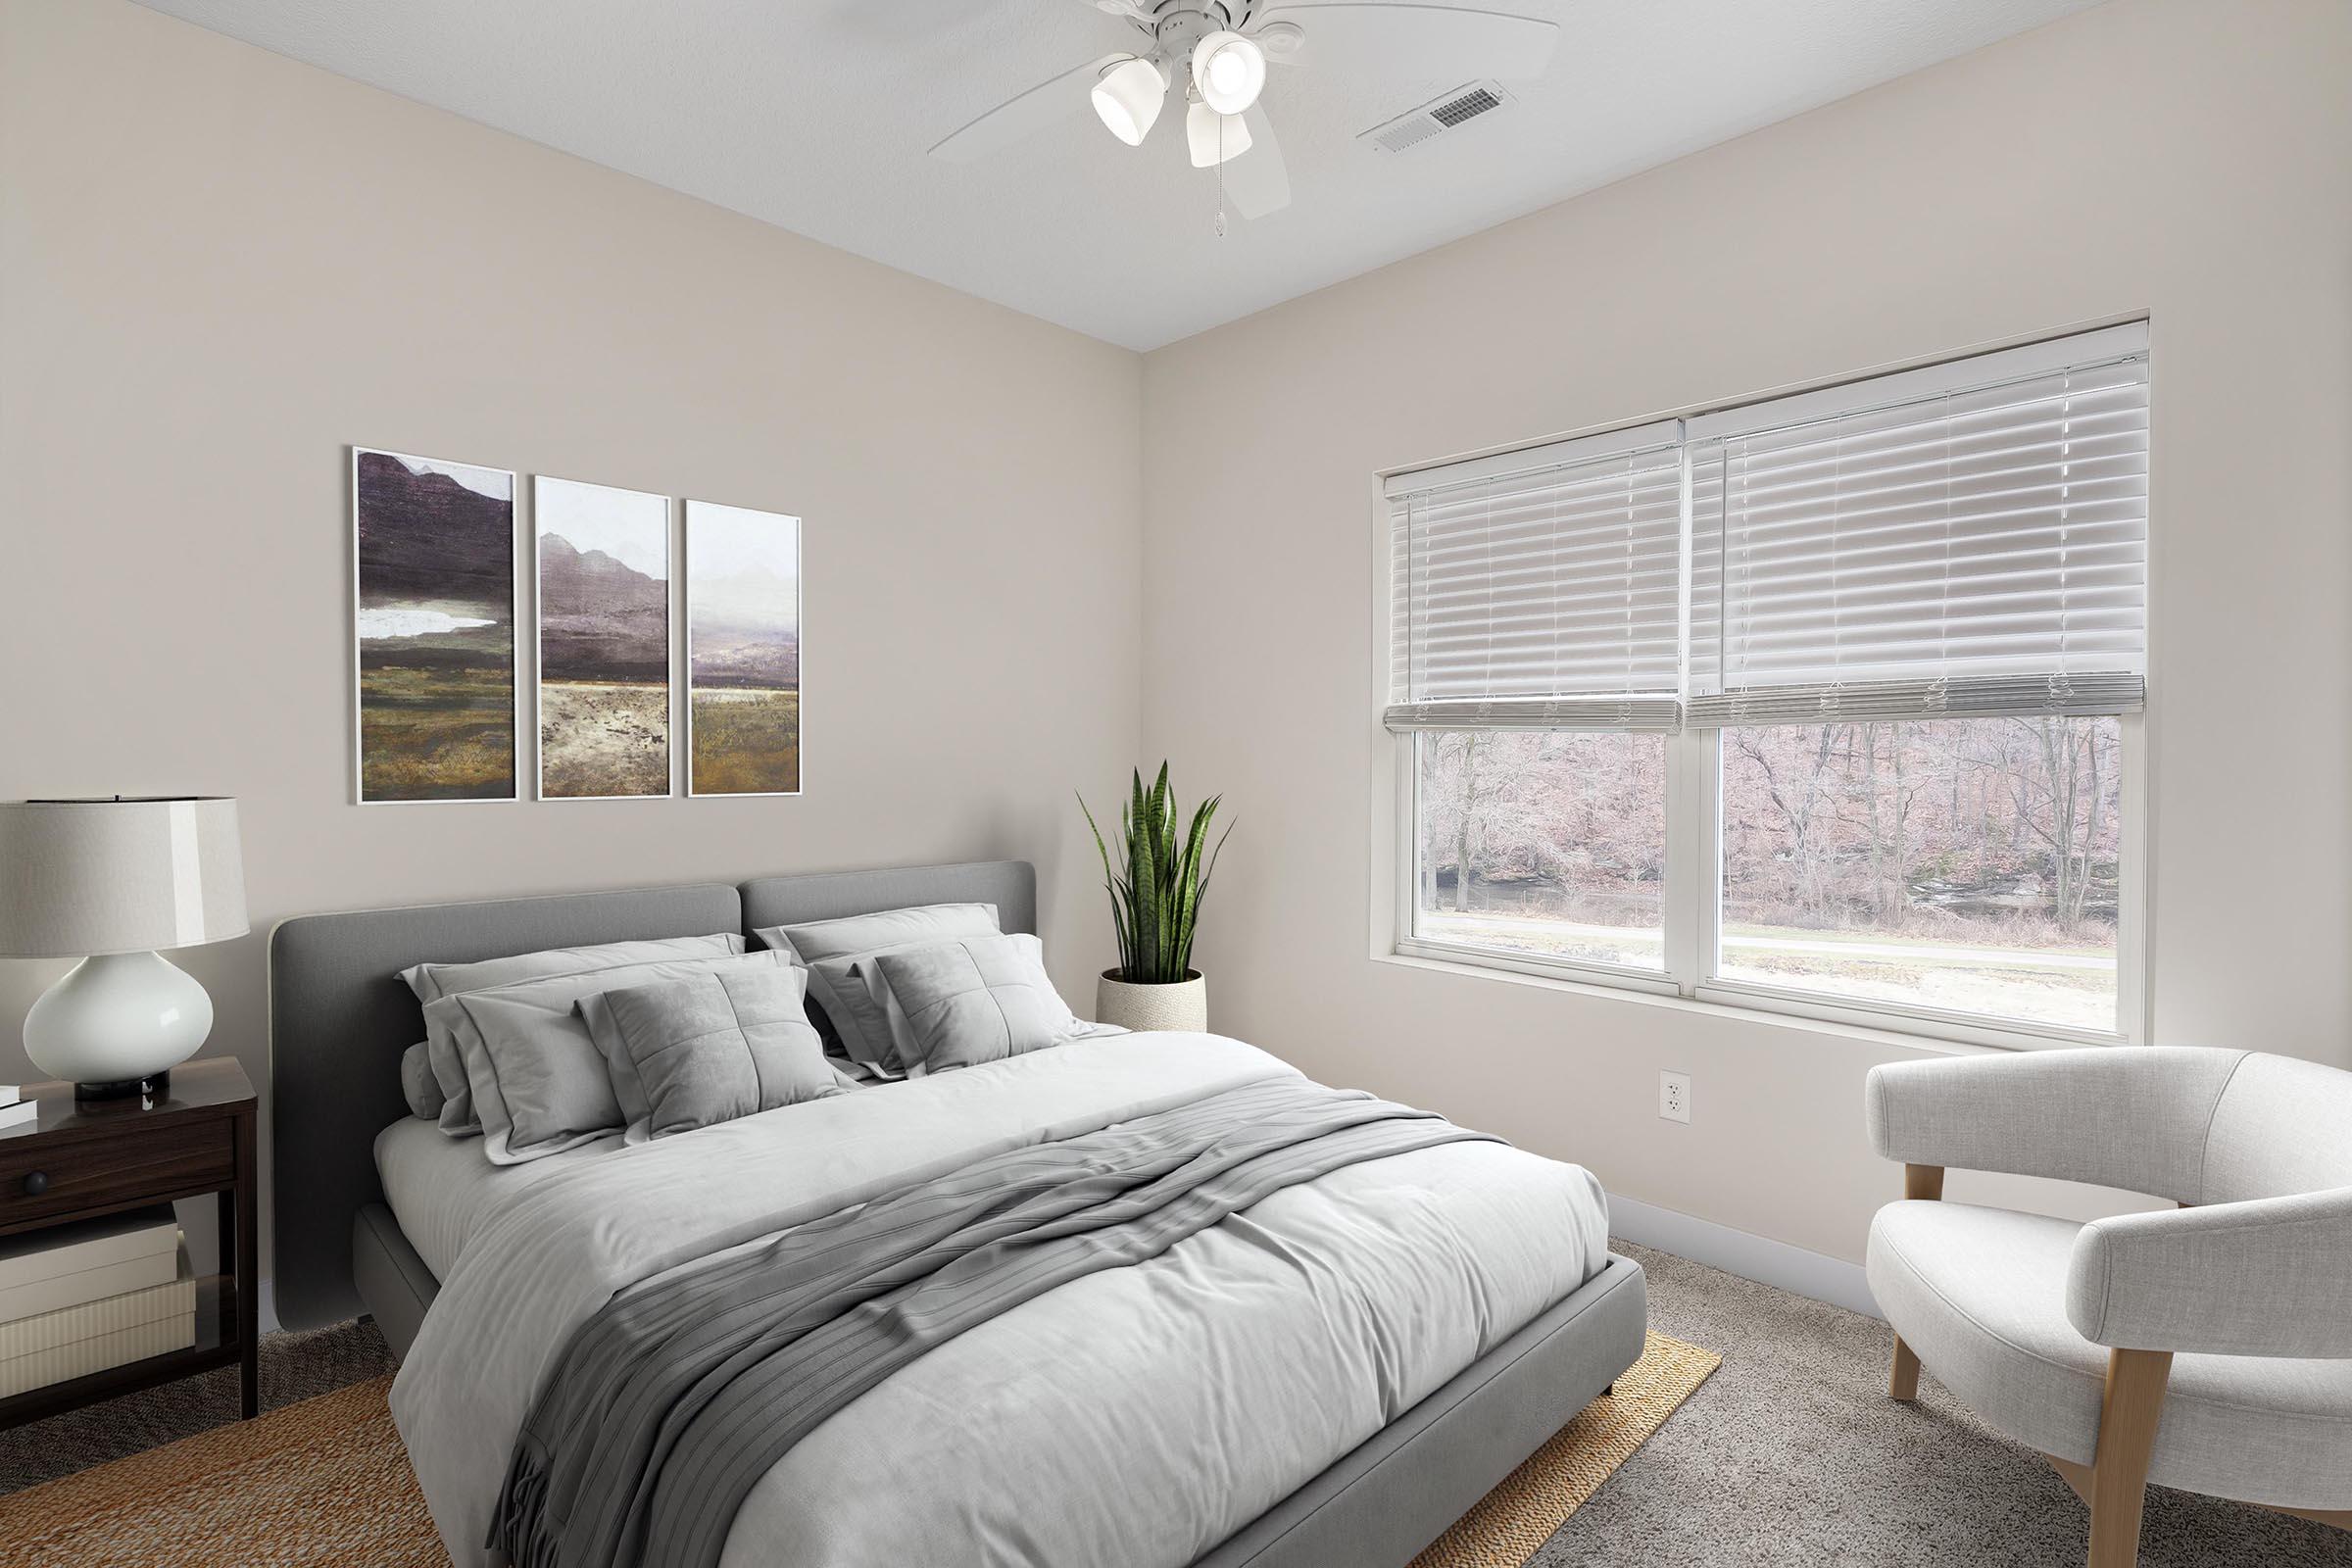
top-left (1214, 114), bottom-right (1229, 237)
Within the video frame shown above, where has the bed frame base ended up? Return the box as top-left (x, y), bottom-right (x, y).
top-left (355, 1206), bottom-right (1645, 1568)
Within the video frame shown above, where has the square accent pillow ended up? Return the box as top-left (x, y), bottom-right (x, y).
top-left (580, 966), bottom-right (843, 1141)
top-left (754, 903), bottom-right (1002, 1074)
top-left (424, 949), bottom-right (796, 1163)
top-left (869, 933), bottom-right (1087, 1076)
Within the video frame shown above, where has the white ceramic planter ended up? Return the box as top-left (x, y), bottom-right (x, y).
top-left (1097, 970), bottom-right (1208, 1033)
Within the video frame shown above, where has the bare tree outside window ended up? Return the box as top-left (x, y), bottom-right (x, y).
top-left (1411, 717), bottom-right (2124, 1032)
top-left (1414, 731), bottom-right (1667, 971)
top-left (1718, 716), bottom-right (2122, 1031)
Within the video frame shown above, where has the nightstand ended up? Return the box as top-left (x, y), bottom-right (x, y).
top-left (0, 1056), bottom-right (258, 1427)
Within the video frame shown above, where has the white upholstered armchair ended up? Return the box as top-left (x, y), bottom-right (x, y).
top-left (1863, 1047), bottom-right (2352, 1567)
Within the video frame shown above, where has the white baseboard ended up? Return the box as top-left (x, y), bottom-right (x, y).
top-left (1606, 1193), bottom-right (1882, 1320)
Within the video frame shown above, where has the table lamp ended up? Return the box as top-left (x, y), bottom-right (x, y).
top-left (0, 798), bottom-right (247, 1100)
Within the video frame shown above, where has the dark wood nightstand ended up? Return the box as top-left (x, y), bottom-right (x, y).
top-left (0, 1057), bottom-right (258, 1428)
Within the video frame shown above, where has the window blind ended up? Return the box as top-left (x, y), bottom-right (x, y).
top-left (1685, 326), bottom-right (2149, 725)
top-left (1386, 422), bottom-right (1685, 732)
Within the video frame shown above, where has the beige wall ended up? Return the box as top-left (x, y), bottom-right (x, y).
top-left (0, 0), bottom-right (1144, 1271)
top-left (1142, 0), bottom-right (2352, 1264)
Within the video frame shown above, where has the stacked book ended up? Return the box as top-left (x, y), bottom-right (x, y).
top-left (0, 1206), bottom-right (194, 1397)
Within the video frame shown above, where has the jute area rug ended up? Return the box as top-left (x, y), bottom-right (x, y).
top-left (0, 1330), bottom-right (1716, 1568)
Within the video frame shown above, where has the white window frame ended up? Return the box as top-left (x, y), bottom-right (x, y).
top-left (1373, 323), bottom-right (2153, 1053)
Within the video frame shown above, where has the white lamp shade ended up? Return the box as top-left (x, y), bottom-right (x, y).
top-left (1191, 29), bottom-right (1265, 115)
top-left (0, 797), bottom-right (248, 957)
top-left (1187, 100), bottom-right (1253, 168)
top-left (1091, 56), bottom-right (1166, 146)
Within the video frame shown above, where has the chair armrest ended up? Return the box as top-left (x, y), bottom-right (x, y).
top-left (1864, 1047), bottom-right (2244, 1199)
top-left (2067, 1188), bottom-right (2352, 1357)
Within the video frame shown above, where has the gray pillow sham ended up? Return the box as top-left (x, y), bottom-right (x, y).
top-left (399, 932), bottom-right (746, 1004)
top-left (580, 966), bottom-right (843, 1141)
top-left (400, 1041), bottom-right (443, 1121)
top-left (868, 933), bottom-right (1087, 1076)
top-left (753, 903), bottom-right (1002, 1074)
top-left (424, 950), bottom-right (796, 1164)
top-left (413, 935), bottom-right (751, 1138)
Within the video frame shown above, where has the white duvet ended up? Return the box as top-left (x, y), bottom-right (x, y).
top-left (390, 1035), bottom-right (1609, 1568)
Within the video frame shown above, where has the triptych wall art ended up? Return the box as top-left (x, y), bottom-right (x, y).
top-left (351, 447), bottom-right (801, 804)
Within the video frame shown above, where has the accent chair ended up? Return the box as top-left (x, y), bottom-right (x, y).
top-left (1863, 1047), bottom-right (2352, 1566)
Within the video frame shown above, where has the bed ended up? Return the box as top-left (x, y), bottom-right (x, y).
top-left (270, 860), bottom-right (1646, 1568)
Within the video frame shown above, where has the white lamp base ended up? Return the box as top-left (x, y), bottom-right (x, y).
top-left (24, 951), bottom-right (214, 1101)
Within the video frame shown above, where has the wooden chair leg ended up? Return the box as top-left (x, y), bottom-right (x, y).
top-left (1886, 1165), bottom-right (1943, 1403)
top-left (1889, 1334), bottom-right (1923, 1401)
top-left (2087, 1348), bottom-right (2173, 1568)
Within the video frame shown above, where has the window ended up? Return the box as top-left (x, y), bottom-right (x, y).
top-left (1717, 715), bottom-right (2124, 1034)
top-left (1413, 730), bottom-right (1667, 972)
top-left (1386, 324), bottom-right (2149, 1045)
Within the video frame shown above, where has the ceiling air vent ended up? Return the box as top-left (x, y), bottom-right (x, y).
top-left (1361, 82), bottom-right (1513, 154)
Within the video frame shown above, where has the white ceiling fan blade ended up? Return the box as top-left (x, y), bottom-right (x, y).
top-left (1222, 103), bottom-right (1292, 219)
top-left (929, 52), bottom-right (1131, 163)
top-left (1252, 4), bottom-right (1559, 82)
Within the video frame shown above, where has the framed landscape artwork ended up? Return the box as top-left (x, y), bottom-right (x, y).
top-left (351, 448), bottom-right (518, 804)
top-left (535, 477), bottom-right (672, 799)
top-left (685, 500), bottom-right (801, 797)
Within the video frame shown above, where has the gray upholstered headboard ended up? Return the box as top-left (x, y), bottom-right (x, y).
top-left (268, 860), bottom-right (1034, 1331)
top-left (739, 858), bottom-right (1035, 937)
top-left (269, 882), bottom-right (741, 1330)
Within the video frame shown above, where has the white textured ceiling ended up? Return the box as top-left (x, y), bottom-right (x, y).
top-left (133, 0), bottom-right (2105, 350)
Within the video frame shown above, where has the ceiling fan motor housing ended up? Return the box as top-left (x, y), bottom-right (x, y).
top-left (1132, 3), bottom-right (1249, 79)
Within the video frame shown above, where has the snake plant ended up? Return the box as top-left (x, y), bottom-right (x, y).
top-left (1080, 762), bottom-right (1233, 985)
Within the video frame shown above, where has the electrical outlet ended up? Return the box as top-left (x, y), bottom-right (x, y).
top-left (1658, 1071), bottom-right (1691, 1124)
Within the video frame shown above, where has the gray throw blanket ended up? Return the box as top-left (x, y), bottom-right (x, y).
top-left (490, 1075), bottom-right (1494, 1568)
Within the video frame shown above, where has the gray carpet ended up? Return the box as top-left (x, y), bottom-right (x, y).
top-left (1544, 1243), bottom-right (2350, 1566)
top-left (0, 1245), bottom-right (2343, 1565)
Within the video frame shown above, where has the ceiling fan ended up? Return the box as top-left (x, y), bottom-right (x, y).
top-left (928, 2), bottom-right (1561, 222)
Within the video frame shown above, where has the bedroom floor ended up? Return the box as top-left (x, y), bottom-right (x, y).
top-left (1557, 1243), bottom-right (2349, 1566)
top-left (0, 1242), bottom-right (2343, 1565)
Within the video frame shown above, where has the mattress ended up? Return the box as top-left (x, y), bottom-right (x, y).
top-left (391, 1035), bottom-right (1612, 1568)
top-left (373, 1116), bottom-right (617, 1282)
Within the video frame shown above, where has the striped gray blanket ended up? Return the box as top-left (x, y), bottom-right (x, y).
top-left (488, 1075), bottom-right (1494, 1568)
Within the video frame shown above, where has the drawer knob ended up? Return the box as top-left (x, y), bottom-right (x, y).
top-left (22, 1171), bottom-right (48, 1198)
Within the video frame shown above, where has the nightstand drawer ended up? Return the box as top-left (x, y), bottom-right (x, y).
top-left (0, 1118), bottom-right (234, 1229)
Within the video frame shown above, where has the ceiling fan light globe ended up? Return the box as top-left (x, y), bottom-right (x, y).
top-left (1186, 99), bottom-right (1252, 168)
top-left (1091, 56), bottom-right (1167, 146)
top-left (1191, 30), bottom-right (1265, 115)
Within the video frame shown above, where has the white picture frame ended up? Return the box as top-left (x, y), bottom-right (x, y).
top-left (533, 476), bottom-right (676, 802)
top-left (349, 446), bottom-right (520, 806)
top-left (683, 499), bottom-right (803, 799)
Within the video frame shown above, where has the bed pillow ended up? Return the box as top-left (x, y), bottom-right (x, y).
top-left (867, 933), bottom-right (1090, 1077)
top-left (753, 903), bottom-right (1002, 1072)
top-left (399, 1042), bottom-right (443, 1121)
top-left (399, 933), bottom-right (746, 1004)
top-left (850, 937), bottom-right (1127, 1073)
top-left (580, 966), bottom-right (843, 1142)
top-left (413, 934), bottom-right (750, 1137)
top-left (425, 950), bottom-right (797, 1164)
